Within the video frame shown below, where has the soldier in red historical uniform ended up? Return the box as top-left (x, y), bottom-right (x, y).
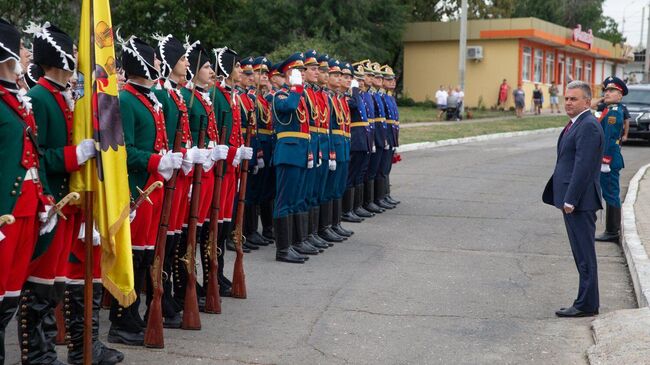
top-left (0, 18), bottom-right (58, 364)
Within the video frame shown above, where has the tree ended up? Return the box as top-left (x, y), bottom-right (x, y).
top-left (0, 0), bottom-right (79, 39)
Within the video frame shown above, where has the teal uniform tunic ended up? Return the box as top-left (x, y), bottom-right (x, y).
top-left (599, 103), bottom-right (625, 207)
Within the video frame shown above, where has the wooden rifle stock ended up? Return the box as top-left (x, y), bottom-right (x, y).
top-left (181, 115), bottom-right (205, 330)
top-left (204, 116), bottom-right (227, 313)
top-left (231, 113), bottom-right (254, 299)
top-left (144, 112), bottom-right (185, 348)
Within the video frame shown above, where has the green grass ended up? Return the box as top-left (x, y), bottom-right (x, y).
top-left (399, 106), bottom-right (515, 124)
top-left (399, 115), bottom-right (566, 145)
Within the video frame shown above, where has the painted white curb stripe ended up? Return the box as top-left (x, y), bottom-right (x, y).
top-left (397, 127), bottom-right (563, 153)
top-left (622, 163), bottom-right (650, 307)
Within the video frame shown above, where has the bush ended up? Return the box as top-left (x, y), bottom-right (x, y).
top-left (397, 96), bottom-right (416, 107)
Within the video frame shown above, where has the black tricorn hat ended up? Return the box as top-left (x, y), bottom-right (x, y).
top-left (118, 32), bottom-right (159, 80)
top-left (153, 33), bottom-right (185, 79)
top-left (25, 63), bottom-right (44, 89)
top-left (0, 18), bottom-right (20, 64)
top-left (25, 22), bottom-right (76, 72)
top-left (185, 38), bottom-right (210, 81)
top-left (213, 47), bottom-right (239, 79)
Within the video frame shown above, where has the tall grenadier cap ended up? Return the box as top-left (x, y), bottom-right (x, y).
top-left (213, 47), bottom-right (239, 78)
top-left (0, 18), bottom-right (21, 64)
top-left (153, 34), bottom-right (186, 79)
top-left (118, 33), bottom-right (159, 80)
top-left (25, 22), bottom-right (76, 72)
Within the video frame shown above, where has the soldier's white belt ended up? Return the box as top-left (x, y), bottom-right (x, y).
top-left (24, 167), bottom-right (39, 181)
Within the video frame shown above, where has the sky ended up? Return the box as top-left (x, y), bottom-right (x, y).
top-left (603, 0), bottom-right (647, 47)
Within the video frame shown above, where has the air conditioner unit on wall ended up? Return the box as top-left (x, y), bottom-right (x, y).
top-left (467, 46), bottom-right (483, 60)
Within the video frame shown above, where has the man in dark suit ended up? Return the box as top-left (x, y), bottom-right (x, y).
top-left (543, 80), bottom-right (604, 317)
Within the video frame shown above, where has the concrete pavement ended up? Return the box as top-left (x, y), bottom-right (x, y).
top-left (5, 131), bottom-right (649, 364)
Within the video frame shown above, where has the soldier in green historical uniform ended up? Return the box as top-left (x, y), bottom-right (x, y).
top-left (595, 76), bottom-right (627, 243)
top-left (0, 18), bottom-right (58, 365)
top-left (109, 34), bottom-right (182, 346)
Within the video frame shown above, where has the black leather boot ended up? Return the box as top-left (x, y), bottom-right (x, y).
top-left (67, 284), bottom-right (124, 364)
top-left (275, 216), bottom-right (305, 263)
top-left (354, 184), bottom-right (374, 218)
top-left (108, 252), bottom-right (145, 346)
top-left (217, 223), bottom-right (233, 297)
top-left (318, 202), bottom-right (344, 243)
top-left (364, 180), bottom-right (384, 213)
top-left (342, 187), bottom-right (364, 223)
top-left (173, 229), bottom-right (188, 308)
top-left (17, 281), bottom-right (61, 364)
top-left (224, 221), bottom-right (252, 253)
top-left (245, 205), bottom-right (269, 247)
top-left (260, 200), bottom-right (275, 242)
top-left (162, 235), bottom-right (181, 327)
top-left (332, 199), bottom-right (354, 237)
top-left (375, 178), bottom-right (395, 209)
top-left (595, 204), bottom-right (621, 243)
top-left (0, 296), bottom-right (19, 364)
top-left (385, 175), bottom-right (400, 205)
top-left (292, 212), bottom-right (320, 254)
top-left (307, 207), bottom-right (329, 250)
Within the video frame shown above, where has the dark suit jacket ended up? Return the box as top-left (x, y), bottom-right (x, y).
top-left (543, 110), bottom-right (604, 211)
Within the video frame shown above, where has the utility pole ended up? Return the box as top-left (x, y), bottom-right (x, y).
top-left (645, 2), bottom-right (650, 82)
top-left (640, 7), bottom-right (645, 49)
top-left (458, 0), bottom-right (468, 113)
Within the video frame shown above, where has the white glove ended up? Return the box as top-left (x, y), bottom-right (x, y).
top-left (256, 158), bottom-right (265, 169)
top-left (239, 146), bottom-right (254, 160)
top-left (76, 139), bottom-right (96, 165)
top-left (211, 145), bottom-right (229, 161)
top-left (39, 206), bottom-right (58, 235)
top-left (202, 158), bottom-right (215, 172)
top-left (350, 79), bottom-right (359, 89)
top-left (252, 166), bottom-right (259, 175)
top-left (232, 147), bottom-right (242, 167)
top-left (181, 147), bottom-right (208, 174)
top-left (129, 210), bottom-right (136, 223)
top-left (329, 159), bottom-right (337, 171)
top-left (158, 151), bottom-right (183, 180)
top-left (601, 164), bottom-right (611, 173)
top-left (0, 230), bottom-right (5, 243)
top-left (78, 223), bottom-right (101, 246)
top-left (289, 69), bottom-right (303, 86)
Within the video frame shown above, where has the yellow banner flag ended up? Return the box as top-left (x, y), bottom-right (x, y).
top-left (71, 0), bottom-right (136, 306)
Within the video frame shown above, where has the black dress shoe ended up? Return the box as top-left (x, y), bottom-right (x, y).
top-left (376, 199), bottom-right (395, 209)
top-left (243, 240), bottom-right (260, 250)
top-left (276, 248), bottom-right (306, 263)
top-left (247, 231), bottom-right (271, 246)
top-left (293, 242), bottom-right (319, 255)
top-left (319, 228), bottom-right (344, 242)
top-left (307, 234), bottom-right (329, 250)
top-left (107, 327), bottom-right (144, 346)
top-left (310, 233), bottom-right (329, 247)
top-left (364, 202), bottom-right (385, 213)
top-left (289, 246), bottom-right (309, 261)
top-left (332, 224), bottom-right (352, 237)
top-left (555, 306), bottom-right (598, 317)
top-left (354, 207), bottom-right (374, 218)
top-left (386, 195), bottom-right (400, 205)
top-left (163, 313), bottom-right (182, 328)
top-left (226, 239), bottom-right (251, 253)
top-left (342, 212), bottom-right (364, 223)
top-left (219, 285), bottom-right (232, 297)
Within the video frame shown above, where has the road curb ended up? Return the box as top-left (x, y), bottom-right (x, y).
top-left (621, 163), bottom-right (650, 307)
top-left (396, 127), bottom-right (563, 153)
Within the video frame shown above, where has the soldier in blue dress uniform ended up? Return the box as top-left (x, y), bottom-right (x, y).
top-left (380, 65), bottom-right (400, 205)
top-left (595, 76), bottom-right (627, 243)
top-left (271, 53), bottom-right (314, 263)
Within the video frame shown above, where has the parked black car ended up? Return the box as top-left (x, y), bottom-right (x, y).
top-left (623, 85), bottom-right (650, 143)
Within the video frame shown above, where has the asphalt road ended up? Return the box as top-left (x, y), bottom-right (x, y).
top-left (6, 132), bottom-right (650, 365)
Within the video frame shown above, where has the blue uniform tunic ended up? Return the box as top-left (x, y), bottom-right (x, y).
top-left (599, 103), bottom-right (625, 207)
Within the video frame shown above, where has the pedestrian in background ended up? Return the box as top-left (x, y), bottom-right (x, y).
top-left (498, 78), bottom-right (509, 110)
top-left (513, 83), bottom-right (525, 118)
top-left (532, 83), bottom-right (543, 115)
top-left (549, 82), bottom-right (560, 113)
top-left (435, 85), bottom-right (448, 120)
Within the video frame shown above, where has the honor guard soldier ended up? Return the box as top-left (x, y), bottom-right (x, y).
top-left (342, 62), bottom-right (373, 222)
top-left (152, 33), bottom-right (205, 327)
top-left (301, 50), bottom-right (330, 252)
top-left (595, 76), bottom-right (627, 243)
top-left (372, 63), bottom-right (395, 211)
top-left (332, 62), bottom-right (354, 236)
top-left (380, 65), bottom-right (400, 206)
top-left (109, 34), bottom-right (182, 346)
top-left (272, 53), bottom-right (313, 263)
top-left (358, 61), bottom-right (380, 214)
top-left (238, 56), bottom-right (266, 251)
top-left (0, 18), bottom-right (57, 364)
top-left (20, 22), bottom-right (93, 365)
top-left (179, 40), bottom-right (229, 303)
top-left (210, 46), bottom-right (253, 290)
top-left (252, 57), bottom-right (276, 245)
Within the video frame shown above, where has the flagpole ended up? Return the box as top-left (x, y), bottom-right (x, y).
top-left (83, 0), bottom-right (95, 363)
